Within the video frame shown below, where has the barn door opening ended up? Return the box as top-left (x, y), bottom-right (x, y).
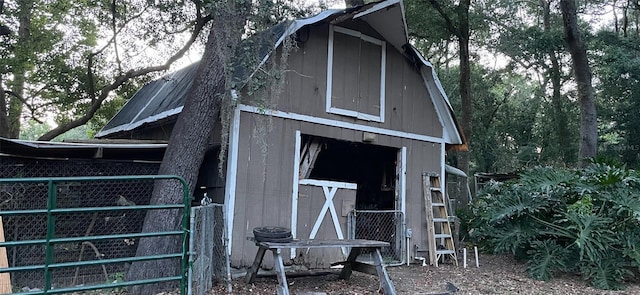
top-left (302, 135), bottom-right (398, 210)
top-left (295, 134), bottom-right (404, 265)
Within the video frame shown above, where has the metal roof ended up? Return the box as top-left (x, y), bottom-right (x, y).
top-left (96, 0), bottom-right (464, 147)
top-left (0, 137), bottom-right (167, 161)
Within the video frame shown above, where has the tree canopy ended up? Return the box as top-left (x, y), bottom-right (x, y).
top-left (406, 0), bottom-right (640, 171)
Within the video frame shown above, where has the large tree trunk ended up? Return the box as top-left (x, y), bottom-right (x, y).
top-left (560, 0), bottom-right (597, 164)
top-left (457, 0), bottom-right (472, 177)
top-left (125, 1), bottom-right (249, 294)
top-left (2, 0), bottom-right (33, 138)
top-left (427, 0), bottom-right (472, 205)
top-left (0, 78), bottom-right (9, 137)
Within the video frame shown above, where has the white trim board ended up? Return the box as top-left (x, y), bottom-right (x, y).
top-left (223, 106), bottom-right (241, 254)
top-left (299, 179), bottom-right (357, 189)
top-left (291, 130), bottom-right (302, 259)
top-left (400, 146), bottom-right (407, 216)
top-left (96, 106), bottom-right (183, 137)
top-left (238, 104), bottom-right (444, 144)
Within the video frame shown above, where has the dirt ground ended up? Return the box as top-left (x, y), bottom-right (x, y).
top-left (209, 254), bottom-right (640, 295)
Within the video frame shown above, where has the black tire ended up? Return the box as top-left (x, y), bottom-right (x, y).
top-left (253, 226), bottom-right (292, 242)
top-left (255, 234), bottom-right (293, 243)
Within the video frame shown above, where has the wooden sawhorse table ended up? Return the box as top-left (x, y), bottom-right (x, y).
top-left (244, 239), bottom-right (396, 295)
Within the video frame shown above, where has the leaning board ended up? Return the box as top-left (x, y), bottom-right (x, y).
top-left (0, 216), bottom-right (11, 294)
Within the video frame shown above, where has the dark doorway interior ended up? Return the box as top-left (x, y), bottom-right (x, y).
top-left (304, 135), bottom-right (398, 210)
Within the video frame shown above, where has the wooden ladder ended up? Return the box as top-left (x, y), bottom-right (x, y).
top-left (422, 172), bottom-right (457, 267)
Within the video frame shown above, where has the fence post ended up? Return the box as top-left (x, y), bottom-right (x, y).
top-left (43, 180), bottom-right (57, 295)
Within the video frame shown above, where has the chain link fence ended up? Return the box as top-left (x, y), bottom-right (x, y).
top-left (0, 156), bottom-right (168, 293)
top-left (189, 203), bottom-right (230, 295)
top-left (347, 210), bottom-right (404, 266)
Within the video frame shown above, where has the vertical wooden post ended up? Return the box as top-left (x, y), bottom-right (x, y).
top-left (0, 216), bottom-right (11, 294)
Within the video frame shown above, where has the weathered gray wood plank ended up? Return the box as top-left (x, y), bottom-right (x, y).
top-left (257, 239), bottom-right (389, 249)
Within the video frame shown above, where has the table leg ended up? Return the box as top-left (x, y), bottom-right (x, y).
top-left (244, 246), bottom-right (267, 284)
top-left (272, 248), bottom-right (290, 295)
top-left (372, 248), bottom-right (396, 295)
top-left (339, 247), bottom-right (362, 279)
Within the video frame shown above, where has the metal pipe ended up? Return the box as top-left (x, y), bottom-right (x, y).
top-left (463, 248), bottom-right (467, 268)
top-left (406, 237), bottom-right (410, 266)
top-left (188, 207), bottom-right (196, 295)
top-left (475, 246), bottom-right (479, 267)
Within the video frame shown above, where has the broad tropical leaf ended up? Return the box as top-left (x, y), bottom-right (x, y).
top-left (579, 255), bottom-right (632, 290)
top-left (527, 239), bottom-right (570, 281)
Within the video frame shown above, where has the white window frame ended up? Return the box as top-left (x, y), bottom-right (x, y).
top-left (326, 25), bottom-right (386, 123)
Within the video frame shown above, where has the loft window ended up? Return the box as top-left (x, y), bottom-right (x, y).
top-left (326, 25), bottom-right (386, 122)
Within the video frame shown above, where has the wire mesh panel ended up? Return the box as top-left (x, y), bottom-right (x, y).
top-left (190, 203), bottom-right (230, 295)
top-left (0, 157), bottom-right (161, 292)
top-left (347, 210), bottom-right (404, 265)
top-left (0, 156), bottom-right (188, 292)
top-left (0, 177), bottom-right (190, 294)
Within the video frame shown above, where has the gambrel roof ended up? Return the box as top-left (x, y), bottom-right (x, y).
top-left (96, 0), bottom-right (465, 148)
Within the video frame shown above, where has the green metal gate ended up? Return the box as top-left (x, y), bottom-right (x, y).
top-left (0, 175), bottom-right (191, 295)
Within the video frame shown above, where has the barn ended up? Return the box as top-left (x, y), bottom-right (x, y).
top-left (96, 0), bottom-right (466, 268)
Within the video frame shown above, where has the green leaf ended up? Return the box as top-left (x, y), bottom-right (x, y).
top-left (526, 239), bottom-right (570, 281)
top-left (579, 254), bottom-right (632, 290)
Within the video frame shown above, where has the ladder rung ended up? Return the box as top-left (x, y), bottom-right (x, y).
top-left (432, 203), bottom-right (446, 207)
top-left (433, 218), bottom-right (449, 222)
top-left (435, 249), bottom-right (455, 255)
top-left (434, 234), bottom-right (452, 239)
top-left (430, 187), bottom-right (441, 192)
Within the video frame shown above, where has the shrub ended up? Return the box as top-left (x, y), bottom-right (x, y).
top-left (470, 163), bottom-right (640, 290)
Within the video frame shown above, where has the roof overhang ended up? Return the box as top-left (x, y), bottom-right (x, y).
top-left (0, 137), bottom-right (167, 162)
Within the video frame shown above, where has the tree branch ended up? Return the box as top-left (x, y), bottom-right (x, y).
top-left (3, 90), bottom-right (44, 124)
top-left (426, 0), bottom-right (460, 38)
top-left (111, 0), bottom-right (123, 73)
top-left (37, 13), bottom-right (213, 141)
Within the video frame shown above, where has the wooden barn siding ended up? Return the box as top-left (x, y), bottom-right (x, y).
top-left (402, 140), bottom-right (441, 254)
top-left (231, 112), bottom-right (441, 267)
top-left (241, 20), bottom-right (442, 140)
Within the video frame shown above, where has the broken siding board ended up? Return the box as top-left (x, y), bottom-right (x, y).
top-left (0, 216), bottom-right (10, 294)
top-left (300, 139), bottom-right (322, 179)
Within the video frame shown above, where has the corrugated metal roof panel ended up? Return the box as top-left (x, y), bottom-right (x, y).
top-left (0, 137), bottom-right (166, 161)
top-left (98, 63), bottom-right (199, 137)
